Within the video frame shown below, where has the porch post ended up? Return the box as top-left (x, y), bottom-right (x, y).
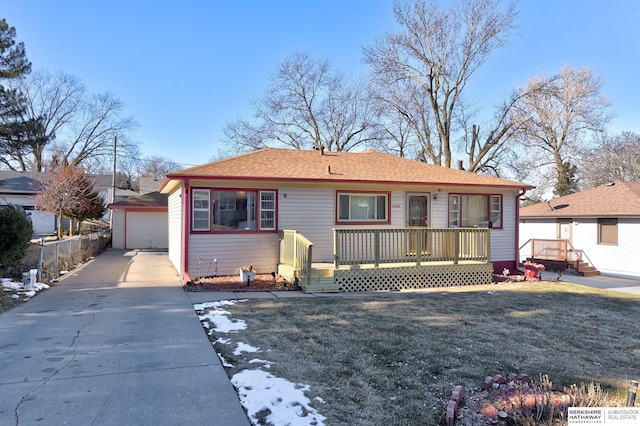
top-left (374, 230), bottom-right (380, 267)
top-left (485, 229), bottom-right (491, 264)
top-left (415, 229), bottom-right (422, 266)
top-left (454, 229), bottom-right (460, 265)
top-left (333, 229), bottom-right (339, 269)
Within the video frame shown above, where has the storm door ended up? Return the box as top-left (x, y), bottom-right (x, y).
top-left (407, 194), bottom-right (430, 256)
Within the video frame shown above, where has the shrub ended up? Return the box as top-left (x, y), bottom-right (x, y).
top-left (0, 204), bottom-right (33, 274)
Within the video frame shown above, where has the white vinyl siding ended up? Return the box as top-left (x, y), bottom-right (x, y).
top-left (168, 190), bottom-right (183, 277)
top-left (111, 210), bottom-right (126, 249)
top-left (188, 233), bottom-right (279, 277)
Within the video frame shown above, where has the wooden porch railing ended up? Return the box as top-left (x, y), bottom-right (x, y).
top-left (279, 230), bottom-right (313, 287)
top-left (520, 238), bottom-right (582, 262)
top-left (333, 228), bottom-right (490, 269)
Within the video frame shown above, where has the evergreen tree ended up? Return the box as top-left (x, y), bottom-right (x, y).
top-left (0, 18), bottom-right (32, 168)
top-left (0, 204), bottom-right (33, 274)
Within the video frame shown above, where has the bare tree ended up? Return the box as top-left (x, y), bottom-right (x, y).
top-left (137, 155), bottom-right (181, 179)
top-left (36, 166), bottom-right (104, 237)
top-left (5, 70), bottom-right (83, 171)
top-left (363, 0), bottom-right (518, 168)
top-left (3, 69), bottom-right (137, 172)
top-left (581, 132), bottom-right (640, 187)
top-left (510, 65), bottom-right (613, 195)
top-left (223, 51), bottom-right (379, 153)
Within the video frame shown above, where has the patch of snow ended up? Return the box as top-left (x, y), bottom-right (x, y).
top-left (22, 290), bottom-right (36, 297)
top-left (216, 337), bottom-right (231, 345)
top-left (234, 342), bottom-right (260, 356)
top-left (196, 300), bottom-right (248, 333)
top-left (231, 369), bottom-right (326, 426)
top-left (60, 270), bottom-right (68, 275)
top-left (11, 294), bottom-right (19, 299)
top-left (35, 282), bottom-right (49, 290)
top-left (2, 281), bottom-right (23, 290)
top-left (217, 352), bottom-right (234, 368)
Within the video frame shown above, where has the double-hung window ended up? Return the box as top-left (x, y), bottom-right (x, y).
top-left (192, 189), bottom-right (211, 231)
top-left (337, 192), bottom-right (389, 223)
top-left (448, 194), bottom-right (502, 228)
top-left (191, 188), bottom-right (277, 232)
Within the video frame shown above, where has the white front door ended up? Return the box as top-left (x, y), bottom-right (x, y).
top-left (558, 219), bottom-right (571, 241)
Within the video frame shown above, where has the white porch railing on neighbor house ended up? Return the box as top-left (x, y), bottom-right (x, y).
top-left (333, 227), bottom-right (490, 269)
top-left (279, 230), bottom-right (313, 285)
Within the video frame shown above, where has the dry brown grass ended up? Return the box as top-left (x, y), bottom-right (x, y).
top-left (201, 281), bottom-right (640, 425)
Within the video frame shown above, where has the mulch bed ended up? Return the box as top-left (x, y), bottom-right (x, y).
top-left (184, 273), bottom-right (300, 292)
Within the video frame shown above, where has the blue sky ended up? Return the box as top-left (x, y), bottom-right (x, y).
top-left (4, 1), bottom-right (640, 168)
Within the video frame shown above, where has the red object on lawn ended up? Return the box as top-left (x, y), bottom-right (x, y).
top-left (524, 266), bottom-right (539, 278)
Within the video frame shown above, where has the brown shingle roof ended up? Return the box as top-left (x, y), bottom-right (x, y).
top-left (108, 191), bottom-right (168, 208)
top-left (162, 148), bottom-right (532, 190)
top-left (520, 181), bottom-right (640, 218)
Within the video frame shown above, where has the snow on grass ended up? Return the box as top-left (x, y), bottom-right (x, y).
top-left (194, 299), bottom-right (325, 426)
top-left (2, 279), bottom-right (51, 301)
top-left (234, 342), bottom-right (260, 356)
top-left (231, 369), bottom-right (326, 426)
top-left (195, 300), bottom-right (248, 333)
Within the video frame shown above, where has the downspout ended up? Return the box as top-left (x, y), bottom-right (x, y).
top-left (182, 179), bottom-right (190, 283)
top-left (515, 187), bottom-right (528, 272)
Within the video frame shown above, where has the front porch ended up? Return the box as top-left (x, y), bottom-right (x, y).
top-left (519, 239), bottom-right (600, 277)
top-left (278, 228), bottom-right (494, 293)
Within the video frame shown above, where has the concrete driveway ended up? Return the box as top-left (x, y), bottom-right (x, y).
top-left (0, 249), bottom-right (249, 426)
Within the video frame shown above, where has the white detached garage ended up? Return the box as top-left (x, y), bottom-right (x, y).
top-left (108, 192), bottom-right (168, 250)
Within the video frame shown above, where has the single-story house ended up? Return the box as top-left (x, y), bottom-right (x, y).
top-left (519, 181), bottom-right (640, 278)
top-left (108, 191), bottom-right (168, 250)
top-left (159, 148), bottom-right (534, 292)
top-left (0, 170), bottom-right (55, 235)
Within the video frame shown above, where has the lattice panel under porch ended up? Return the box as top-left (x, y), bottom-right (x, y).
top-left (334, 263), bottom-right (493, 292)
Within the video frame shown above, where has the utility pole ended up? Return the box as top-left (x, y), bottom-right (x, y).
top-left (110, 135), bottom-right (117, 228)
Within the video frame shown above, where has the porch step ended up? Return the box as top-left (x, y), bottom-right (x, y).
top-left (304, 275), bottom-right (341, 293)
top-left (529, 258), bottom-right (600, 277)
top-left (568, 260), bottom-right (600, 277)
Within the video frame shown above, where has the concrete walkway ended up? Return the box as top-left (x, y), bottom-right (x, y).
top-left (0, 249), bottom-right (249, 426)
top-left (559, 273), bottom-right (640, 295)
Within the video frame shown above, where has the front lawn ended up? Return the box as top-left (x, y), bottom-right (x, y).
top-left (198, 282), bottom-right (640, 425)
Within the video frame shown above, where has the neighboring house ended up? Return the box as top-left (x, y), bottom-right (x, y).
top-left (0, 170), bottom-right (136, 235)
top-left (0, 170), bottom-right (55, 235)
top-left (519, 181), bottom-right (640, 278)
top-left (108, 192), bottom-right (168, 250)
top-left (159, 148), bottom-right (533, 292)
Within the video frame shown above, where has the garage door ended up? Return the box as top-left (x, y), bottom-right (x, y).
top-left (126, 211), bottom-right (168, 249)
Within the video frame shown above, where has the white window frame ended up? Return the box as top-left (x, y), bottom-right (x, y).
top-left (448, 194), bottom-right (502, 229)
top-left (191, 188), bottom-right (277, 233)
top-left (192, 189), bottom-right (211, 231)
top-left (260, 191), bottom-right (276, 230)
top-left (337, 192), bottom-right (389, 223)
